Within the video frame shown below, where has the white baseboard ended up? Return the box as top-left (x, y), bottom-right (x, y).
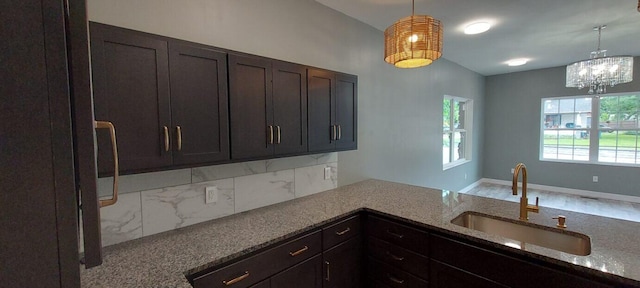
top-left (458, 179), bottom-right (484, 193)
top-left (467, 178), bottom-right (640, 204)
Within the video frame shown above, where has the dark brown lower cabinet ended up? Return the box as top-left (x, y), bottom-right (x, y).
top-left (367, 278), bottom-right (394, 288)
top-left (429, 260), bottom-right (505, 288)
top-left (271, 255), bottom-right (323, 288)
top-left (323, 237), bottom-right (362, 288)
top-left (190, 213), bottom-right (625, 288)
top-left (367, 258), bottom-right (428, 288)
top-left (429, 234), bottom-right (613, 288)
top-left (250, 279), bottom-right (270, 288)
top-left (189, 217), bottom-right (361, 288)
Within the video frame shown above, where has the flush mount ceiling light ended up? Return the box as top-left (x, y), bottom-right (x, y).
top-left (384, 0), bottom-right (443, 68)
top-left (566, 25), bottom-right (633, 95)
top-left (506, 58), bottom-right (528, 66)
top-left (464, 22), bottom-right (491, 35)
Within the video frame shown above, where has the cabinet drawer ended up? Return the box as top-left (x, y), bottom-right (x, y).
top-left (193, 230), bottom-right (321, 288)
top-left (367, 258), bottom-right (428, 288)
top-left (367, 278), bottom-right (393, 288)
top-left (366, 216), bottom-right (429, 256)
top-left (430, 234), bottom-right (613, 288)
top-left (367, 236), bottom-right (429, 280)
top-left (323, 215), bottom-right (361, 249)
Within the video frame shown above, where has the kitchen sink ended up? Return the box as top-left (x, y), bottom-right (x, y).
top-left (451, 211), bottom-right (591, 256)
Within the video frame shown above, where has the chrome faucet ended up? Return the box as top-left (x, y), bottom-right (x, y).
top-left (512, 163), bottom-right (539, 221)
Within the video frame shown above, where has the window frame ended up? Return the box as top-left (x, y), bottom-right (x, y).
top-left (539, 92), bottom-right (640, 167)
top-left (443, 95), bottom-right (473, 170)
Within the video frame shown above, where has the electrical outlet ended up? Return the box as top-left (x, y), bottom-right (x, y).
top-left (464, 173), bottom-right (468, 180)
top-left (592, 176), bottom-right (598, 183)
top-left (205, 186), bottom-right (218, 204)
top-left (510, 168), bottom-right (515, 174)
top-left (324, 167), bottom-right (331, 180)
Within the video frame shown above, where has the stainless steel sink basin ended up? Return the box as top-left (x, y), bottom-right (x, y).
top-left (451, 211), bottom-right (591, 256)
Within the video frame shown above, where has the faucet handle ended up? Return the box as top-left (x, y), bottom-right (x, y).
top-left (553, 215), bottom-right (567, 228)
top-left (535, 197), bottom-right (539, 207)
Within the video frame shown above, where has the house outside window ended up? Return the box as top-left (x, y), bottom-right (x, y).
top-left (540, 93), bottom-right (640, 165)
top-left (443, 96), bottom-right (473, 169)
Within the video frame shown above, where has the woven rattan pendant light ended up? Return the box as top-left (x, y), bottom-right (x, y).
top-left (384, 0), bottom-right (443, 68)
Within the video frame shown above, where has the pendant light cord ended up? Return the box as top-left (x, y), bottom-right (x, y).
top-left (596, 26), bottom-right (602, 51)
top-left (412, 0), bottom-right (415, 16)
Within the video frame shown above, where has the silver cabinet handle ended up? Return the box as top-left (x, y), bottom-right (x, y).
top-left (335, 227), bottom-right (350, 236)
top-left (95, 121), bottom-right (119, 208)
top-left (337, 125), bottom-right (342, 140)
top-left (386, 229), bottom-right (404, 239)
top-left (331, 125), bottom-right (337, 141)
top-left (268, 125), bottom-right (274, 144)
top-left (276, 125), bottom-right (281, 144)
top-left (163, 126), bottom-right (170, 152)
top-left (386, 251), bottom-right (405, 261)
top-left (176, 125), bottom-right (182, 151)
top-left (289, 246), bottom-right (308, 257)
top-left (387, 273), bottom-right (405, 284)
top-left (325, 261), bottom-right (330, 281)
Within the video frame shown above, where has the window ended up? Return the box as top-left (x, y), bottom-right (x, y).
top-left (541, 93), bottom-right (640, 165)
top-left (443, 96), bottom-right (473, 169)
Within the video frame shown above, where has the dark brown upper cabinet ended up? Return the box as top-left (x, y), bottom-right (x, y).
top-left (335, 73), bottom-right (358, 150)
top-left (91, 23), bottom-right (231, 174)
top-left (169, 41), bottom-right (230, 165)
top-left (228, 54), bottom-right (308, 160)
top-left (91, 23), bottom-right (355, 175)
top-left (91, 22), bottom-right (172, 174)
top-left (308, 68), bottom-right (358, 153)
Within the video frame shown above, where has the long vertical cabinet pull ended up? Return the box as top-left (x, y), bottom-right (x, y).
top-left (268, 125), bottom-right (274, 144)
top-left (337, 125), bottom-right (342, 140)
top-left (95, 121), bottom-right (119, 207)
top-left (331, 125), bottom-right (337, 141)
top-left (276, 126), bottom-right (281, 144)
top-left (325, 261), bottom-right (331, 281)
top-left (176, 126), bottom-right (182, 151)
top-left (163, 126), bottom-right (170, 151)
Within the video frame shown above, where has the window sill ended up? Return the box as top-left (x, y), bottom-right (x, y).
top-left (443, 159), bottom-right (471, 171)
top-left (539, 158), bottom-right (640, 168)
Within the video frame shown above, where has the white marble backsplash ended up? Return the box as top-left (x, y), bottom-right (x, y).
top-left (95, 153), bottom-right (338, 247)
top-left (141, 178), bottom-right (235, 237)
top-left (235, 170), bottom-right (295, 213)
top-left (99, 192), bottom-right (143, 246)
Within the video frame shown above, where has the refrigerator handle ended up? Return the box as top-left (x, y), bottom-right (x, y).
top-left (95, 121), bottom-right (119, 207)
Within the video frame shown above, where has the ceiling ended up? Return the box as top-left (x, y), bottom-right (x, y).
top-left (315, 0), bottom-right (640, 76)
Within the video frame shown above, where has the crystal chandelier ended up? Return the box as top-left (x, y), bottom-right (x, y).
top-left (384, 0), bottom-right (443, 68)
top-left (566, 25), bottom-right (633, 94)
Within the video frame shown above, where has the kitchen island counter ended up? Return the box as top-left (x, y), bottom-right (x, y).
top-left (80, 179), bottom-right (640, 287)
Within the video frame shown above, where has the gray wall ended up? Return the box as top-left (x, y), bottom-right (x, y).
top-left (338, 59), bottom-right (485, 191)
top-left (484, 57), bottom-right (640, 197)
top-left (88, 0), bottom-right (486, 192)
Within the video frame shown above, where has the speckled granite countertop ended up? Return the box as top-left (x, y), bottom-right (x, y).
top-left (80, 179), bottom-right (640, 287)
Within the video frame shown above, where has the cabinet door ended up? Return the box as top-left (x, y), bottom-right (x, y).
top-left (169, 42), bottom-right (230, 165)
top-left (335, 73), bottom-right (357, 150)
top-left (272, 61), bottom-right (307, 156)
top-left (271, 255), bottom-right (322, 288)
top-left (308, 68), bottom-right (336, 152)
top-left (90, 23), bottom-right (172, 173)
top-left (430, 260), bottom-right (505, 288)
top-left (323, 237), bottom-right (362, 288)
top-left (228, 54), bottom-right (274, 160)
